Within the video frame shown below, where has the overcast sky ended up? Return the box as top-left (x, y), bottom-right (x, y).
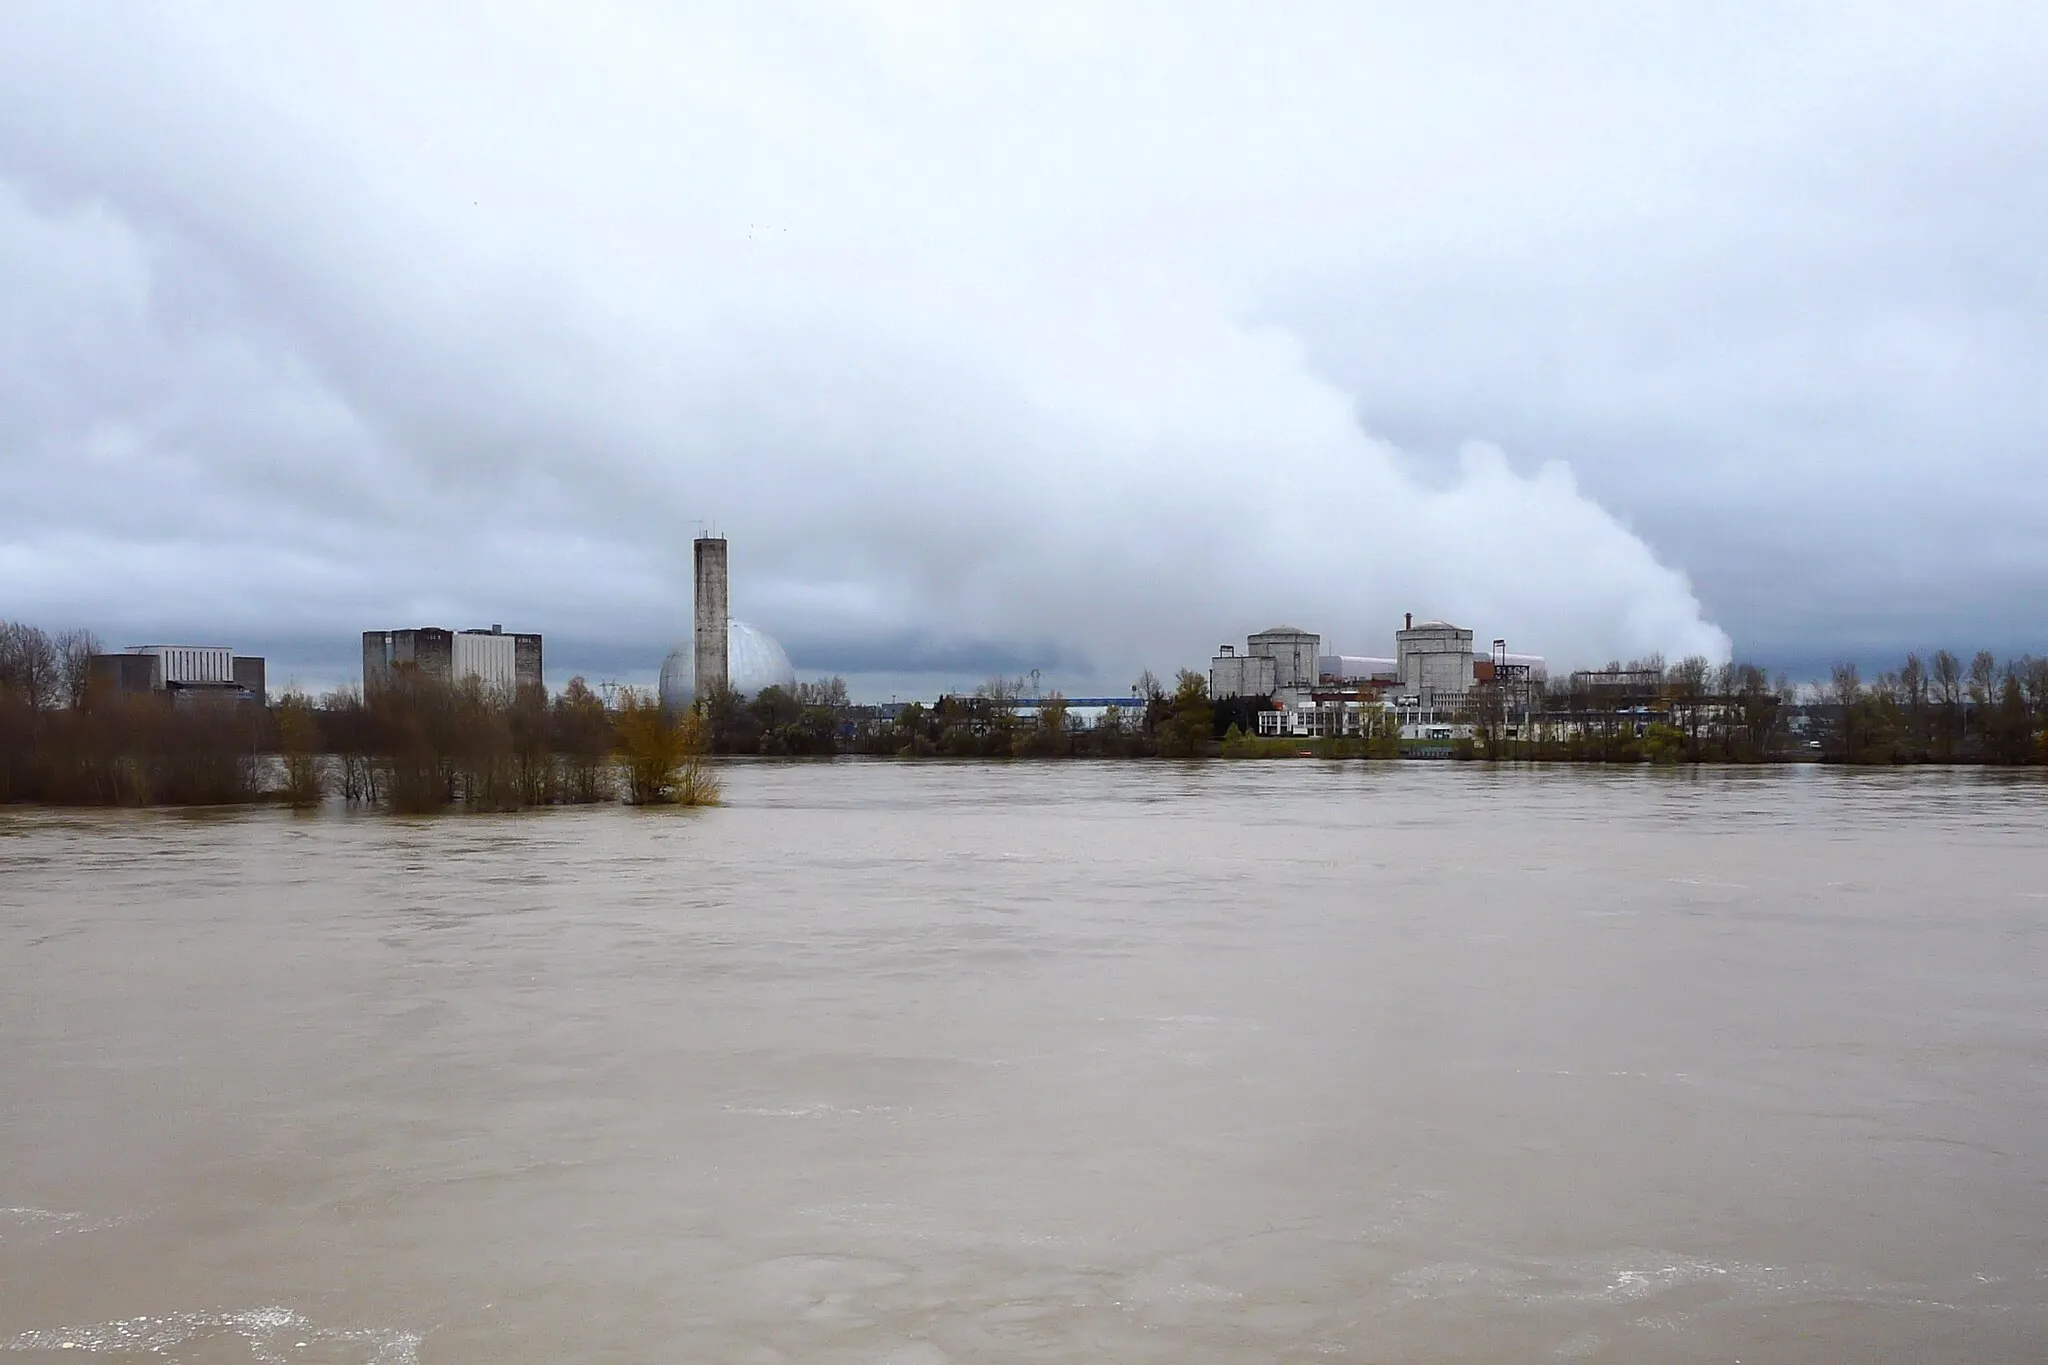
top-left (3, 3), bottom-right (2044, 697)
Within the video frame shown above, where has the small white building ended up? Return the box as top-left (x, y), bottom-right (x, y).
top-left (1255, 696), bottom-right (1388, 739)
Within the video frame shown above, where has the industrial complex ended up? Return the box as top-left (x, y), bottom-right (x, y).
top-left (1212, 613), bottom-right (1547, 741)
top-left (87, 530), bottom-right (1552, 738)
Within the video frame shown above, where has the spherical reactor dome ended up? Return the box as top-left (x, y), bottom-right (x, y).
top-left (658, 620), bottom-right (797, 709)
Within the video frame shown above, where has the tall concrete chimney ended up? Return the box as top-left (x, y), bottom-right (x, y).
top-left (693, 535), bottom-right (729, 702)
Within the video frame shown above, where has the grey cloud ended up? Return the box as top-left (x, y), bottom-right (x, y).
top-left (4, 4), bottom-right (2042, 696)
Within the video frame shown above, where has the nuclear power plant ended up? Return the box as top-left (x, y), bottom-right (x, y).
top-left (1211, 612), bottom-right (1548, 741)
top-left (659, 534), bottom-right (797, 709)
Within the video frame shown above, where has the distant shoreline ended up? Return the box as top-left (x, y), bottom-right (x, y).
top-left (9, 748), bottom-right (2045, 817)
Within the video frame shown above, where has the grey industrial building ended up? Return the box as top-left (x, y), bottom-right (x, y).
top-left (362, 625), bottom-right (543, 695)
top-left (1394, 615), bottom-right (1476, 696)
top-left (1208, 645), bottom-right (1277, 700)
top-left (1210, 626), bottom-right (1322, 700)
top-left (89, 645), bottom-right (266, 705)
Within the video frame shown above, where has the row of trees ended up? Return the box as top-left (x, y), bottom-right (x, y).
top-left (1825, 651), bottom-right (2048, 765)
top-left (839, 670), bottom-right (1225, 759)
top-left (699, 678), bottom-right (850, 756)
top-left (1462, 656), bottom-right (1793, 763)
top-left (10, 615), bottom-right (2045, 802)
top-left (1463, 649), bottom-right (2048, 765)
top-left (1, 619), bottom-right (719, 808)
top-left (297, 676), bottom-right (723, 811)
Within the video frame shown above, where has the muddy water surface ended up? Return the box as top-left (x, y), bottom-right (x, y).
top-left (3, 762), bottom-right (2045, 1361)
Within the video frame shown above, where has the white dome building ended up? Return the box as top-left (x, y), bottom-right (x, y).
top-left (659, 620), bottom-right (797, 709)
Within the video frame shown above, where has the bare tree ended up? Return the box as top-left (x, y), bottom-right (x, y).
top-left (551, 677), bottom-right (614, 803)
top-left (1724, 663), bottom-right (1778, 759)
top-left (2025, 656), bottom-right (2048, 729)
top-left (0, 622), bottom-right (60, 709)
top-left (1931, 650), bottom-right (1962, 707)
top-left (1968, 650), bottom-right (1998, 707)
top-left (1930, 650), bottom-right (1963, 759)
top-left (1467, 676), bottom-right (1506, 754)
top-left (1829, 662), bottom-right (1862, 760)
top-left (321, 685), bottom-right (381, 804)
top-left (1669, 654), bottom-right (1711, 760)
top-left (53, 629), bottom-right (103, 709)
top-left (274, 689), bottom-right (326, 808)
top-left (795, 676), bottom-right (850, 709)
top-left (1899, 652), bottom-right (1927, 750)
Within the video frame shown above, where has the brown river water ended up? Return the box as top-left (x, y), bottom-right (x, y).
top-left (2, 762), bottom-right (2045, 1362)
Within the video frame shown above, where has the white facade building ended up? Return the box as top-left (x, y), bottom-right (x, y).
top-left (452, 630), bottom-right (518, 692)
top-left (1254, 696), bottom-right (1394, 739)
top-left (134, 645), bottom-right (235, 687)
top-left (1259, 703), bottom-right (1358, 739)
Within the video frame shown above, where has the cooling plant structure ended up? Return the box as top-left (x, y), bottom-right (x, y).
top-left (658, 535), bottom-right (797, 710)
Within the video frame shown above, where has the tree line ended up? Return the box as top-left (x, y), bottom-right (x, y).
top-left (9, 615), bottom-right (2044, 805)
top-left (1468, 650), bottom-right (2048, 765)
top-left (0, 620), bottom-right (716, 808)
top-left (1821, 650), bottom-right (2048, 765)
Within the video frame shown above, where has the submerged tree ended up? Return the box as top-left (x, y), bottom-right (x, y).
top-left (551, 677), bottom-right (615, 803)
top-left (616, 689), bottom-right (721, 806)
top-left (274, 689), bottom-right (326, 808)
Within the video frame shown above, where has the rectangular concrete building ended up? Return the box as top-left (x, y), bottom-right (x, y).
top-left (1210, 645), bottom-right (1279, 700)
top-left (232, 656), bottom-right (266, 707)
top-left (89, 645), bottom-right (265, 704)
top-left (1395, 617), bottom-right (1476, 699)
top-left (88, 652), bottom-right (157, 696)
top-left (363, 628), bottom-right (454, 693)
top-left (364, 625), bottom-right (543, 695)
top-left (1246, 626), bottom-right (1322, 690)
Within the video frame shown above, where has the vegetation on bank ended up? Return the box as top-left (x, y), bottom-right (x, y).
top-left (6, 618), bottom-right (2046, 811)
top-left (1442, 651), bottom-right (2046, 766)
top-left (0, 621), bottom-right (717, 810)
